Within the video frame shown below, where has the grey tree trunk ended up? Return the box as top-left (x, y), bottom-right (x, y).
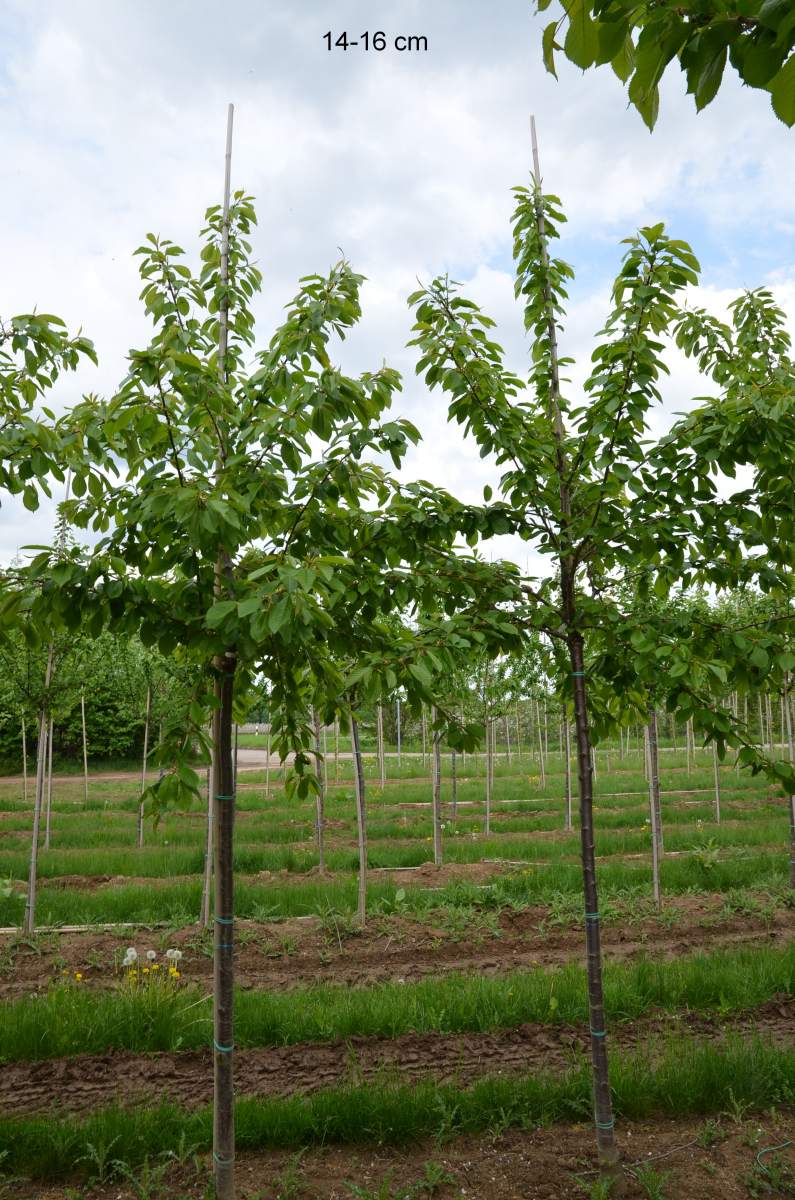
top-left (431, 705), bottom-right (442, 865)
top-left (484, 717), bottom-right (493, 835)
top-left (313, 708), bottom-right (325, 873)
top-left (24, 643), bottom-right (54, 934)
top-left (80, 690), bottom-right (89, 807)
top-left (351, 715), bottom-right (367, 925)
top-left (43, 714), bottom-right (54, 851)
top-left (200, 748), bottom-right (214, 929)
top-left (137, 686), bottom-right (151, 849)
top-left (645, 710), bottom-right (663, 908)
top-left (712, 741), bottom-right (722, 824)
top-left (21, 717), bottom-right (28, 806)
top-left (377, 703), bottom-right (385, 789)
top-left (784, 675), bottom-right (794, 889)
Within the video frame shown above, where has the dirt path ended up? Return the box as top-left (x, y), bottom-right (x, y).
top-left (2, 996), bottom-right (793, 1118)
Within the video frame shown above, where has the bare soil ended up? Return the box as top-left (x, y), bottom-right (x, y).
top-left (0, 893), bottom-right (791, 998)
top-left (5, 1115), bottom-right (795, 1199)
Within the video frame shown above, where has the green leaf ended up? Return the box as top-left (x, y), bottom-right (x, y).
top-left (564, 0), bottom-right (599, 70)
top-left (206, 600), bottom-right (237, 628)
top-left (542, 20), bottom-right (561, 77)
top-left (770, 54), bottom-right (795, 126)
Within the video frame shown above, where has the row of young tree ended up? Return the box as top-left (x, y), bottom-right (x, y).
top-left (2, 112), bottom-right (795, 1192)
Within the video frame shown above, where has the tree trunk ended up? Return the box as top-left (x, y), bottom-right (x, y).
top-left (334, 716), bottom-right (340, 783)
top-left (137, 686), bottom-right (151, 849)
top-left (21, 717), bottom-right (28, 806)
top-left (313, 708), bottom-right (325, 873)
top-left (421, 708), bottom-right (427, 769)
top-left (569, 632), bottom-right (617, 1167)
top-left (377, 703), bottom-right (385, 789)
top-left (505, 714), bottom-right (511, 764)
top-left (647, 707), bottom-right (664, 855)
top-left (686, 718), bottom-right (694, 774)
top-left (24, 643), bottom-right (54, 934)
top-left (212, 651), bottom-right (237, 1199)
top-left (535, 697), bottom-right (546, 786)
top-left (351, 715), bottom-right (367, 926)
top-left (396, 699), bottom-right (402, 770)
top-left (712, 741), bottom-right (721, 824)
top-left (200, 748), bottom-right (214, 929)
top-left (484, 717), bottom-right (492, 834)
top-left (80, 690), bottom-right (89, 808)
top-left (43, 714), bottom-right (54, 851)
top-left (431, 705), bottom-right (442, 866)
top-left (646, 709), bottom-right (663, 908)
top-left (515, 701), bottom-right (521, 761)
top-left (784, 675), bottom-right (794, 889)
top-left (451, 746), bottom-right (458, 821)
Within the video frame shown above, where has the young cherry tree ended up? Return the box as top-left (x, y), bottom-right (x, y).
top-left (408, 157), bottom-right (795, 1168)
top-left (15, 169), bottom-right (521, 1197)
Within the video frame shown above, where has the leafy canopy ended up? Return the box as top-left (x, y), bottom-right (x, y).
top-left (538, 0), bottom-right (795, 128)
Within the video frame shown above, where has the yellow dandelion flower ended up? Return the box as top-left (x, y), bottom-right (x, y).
top-left (151, 963), bottom-right (160, 971)
top-left (74, 972), bottom-right (83, 981)
top-left (142, 967), bottom-right (149, 974)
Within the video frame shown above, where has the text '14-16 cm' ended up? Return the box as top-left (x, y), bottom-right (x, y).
top-left (323, 31), bottom-right (428, 52)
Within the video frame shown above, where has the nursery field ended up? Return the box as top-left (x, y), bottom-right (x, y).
top-left (0, 745), bottom-right (794, 1199)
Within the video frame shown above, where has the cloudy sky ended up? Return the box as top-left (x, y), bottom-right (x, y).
top-left (2, 0), bottom-right (794, 569)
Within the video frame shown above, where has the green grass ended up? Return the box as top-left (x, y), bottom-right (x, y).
top-left (0, 850), bottom-right (787, 926)
top-left (1, 942), bottom-right (792, 1062)
top-left (2, 1036), bottom-right (794, 1180)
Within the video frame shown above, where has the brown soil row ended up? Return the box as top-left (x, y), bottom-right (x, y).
top-left (2, 996), bottom-right (794, 1119)
top-left (1, 895), bottom-right (791, 998)
top-left (7, 1114), bottom-right (795, 1200)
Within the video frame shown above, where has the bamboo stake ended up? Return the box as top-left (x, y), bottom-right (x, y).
top-left (505, 714), bottom-right (511, 765)
top-left (265, 727), bottom-right (271, 797)
top-left (564, 716), bottom-right (572, 832)
top-left (137, 686), bottom-right (151, 849)
top-left (421, 708), bottom-right (427, 769)
top-left (43, 714), bottom-right (54, 850)
top-left (24, 643), bottom-right (54, 934)
top-left (80, 690), bottom-right (89, 808)
top-left (396, 699), bottom-right (401, 770)
top-left (531, 115), bottom-right (617, 1170)
top-left (351, 714), bottom-right (367, 925)
top-left (313, 708), bottom-right (325, 873)
top-left (201, 749), bottom-right (214, 928)
top-left (712, 741), bottom-right (721, 824)
top-left (334, 716), bottom-right (340, 782)
top-left (211, 102), bottom-right (236, 1200)
top-left (431, 705), bottom-right (442, 866)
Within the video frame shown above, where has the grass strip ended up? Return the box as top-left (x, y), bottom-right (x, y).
top-left (2, 1036), bottom-right (794, 1181)
top-left (1, 943), bottom-right (792, 1062)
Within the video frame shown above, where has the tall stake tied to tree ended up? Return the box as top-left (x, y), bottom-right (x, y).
top-left (408, 123), bottom-right (795, 1171)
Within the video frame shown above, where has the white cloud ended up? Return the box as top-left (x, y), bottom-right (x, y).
top-left (2, 0), bottom-right (794, 568)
